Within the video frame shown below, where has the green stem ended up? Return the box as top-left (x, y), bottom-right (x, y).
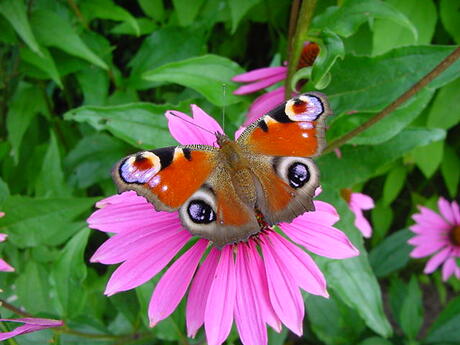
top-left (285, 0), bottom-right (318, 99)
top-left (323, 46), bottom-right (460, 154)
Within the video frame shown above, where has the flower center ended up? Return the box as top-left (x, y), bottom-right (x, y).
top-left (450, 225), bottom-right (460, 246)
top-left (340, 188), bottom-right (352, 203)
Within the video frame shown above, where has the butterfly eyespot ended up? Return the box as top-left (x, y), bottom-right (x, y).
top-left (187, 200), bottom-right (216, 224)
top-left (287, 162), bottom-right (310, 189)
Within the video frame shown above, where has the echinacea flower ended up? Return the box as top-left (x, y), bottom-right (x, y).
top-left (408, 198), bottom-right (460, 280)
top-left (232, 42), bottom-right (319, 124)
top-left (0, 318), bottom-right (63, 341)
top-left (88, 105), bottom-right (359, 345)
top-left (340, 189), bottom-right (375, 238)
top-left (0, 212), bottom-right (14, 272)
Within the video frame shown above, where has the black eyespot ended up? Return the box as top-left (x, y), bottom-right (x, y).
top-left (287, 163), bottom-right (310, 189)
top-left (187, 200), bottom-right (216, 224)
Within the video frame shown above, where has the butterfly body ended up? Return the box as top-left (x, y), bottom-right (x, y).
top-left (113, 92), bottom-right (331, 247)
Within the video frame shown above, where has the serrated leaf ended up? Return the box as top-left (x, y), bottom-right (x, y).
top-left (427, 77), bottom-right (460, 130)
top-left (441, 145), bottom-right (460, 198)
top-left (369, 229), bottom-right (412, 278)
top-left (382, 163), bottom-right (407, 206)
top-left (0, 196), bottom-right (97, 248)
top-left (413, 140), bottom-right (444, 178)
top-left (312, 0), bottom-right (416, 39)
top-left (440, 0), bottom-right (460, 44)
top-left (51, 228), bottom-right (90, 318)
top-left (0, 0), bottom-right (42, 55)
top-left (228, 0), bottom-right (260, 33)
top-left (30, 9), bottom-right (108, 69)
top-left (64, 102), bottom-right (193, 149)
top-left (318, 128), bottom-right (446, 189)
top-left (425, 296), bottom-right (460, 343)
top-left (172, 0), bottom-right (205, 26)
top-left (143, 55), bottom-right (244, 106)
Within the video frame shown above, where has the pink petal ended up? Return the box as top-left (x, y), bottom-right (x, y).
top-left (414, 206), bottom-right (451, 230)
top-left (260, 236), bottom-right (304, 336)
top-left (149, 239), bottom-right (208, 326)
top-left (410, 240), bottom-right (446, 258)
top-left (442, 257), bottom-right (457, 281)
top-left (234, 126), bottom-right (246, 140)
top-left (334, 148), bottom-right (342, 158)
top-left (232, 66), bottom-right (287, 83)
top-left (407, 234), bottom-right (448, 246)
top-left (234, 244), bottom-right (267, 345)
top-left (350, 205), bottom-right (373, 238)
top-left (0, 233), bottom-right (7, 242)
top-left (424, 247), bottom-right (452, 273)
top-left (244, 87), bottom-right (286, 125)
top-left (0, 318), bottom-right (63, 341)
top-left (204, 246), bottom-right (236, 345)
top-left (350, 193), bottom-right (375, 210)
top-left (94, 190), bottom-right (144, 209)
top-left (191, 104), bottom-right (224, 135)
top-left (0, 259), bottom-right (14, 272)
top-left (281, 219), bottom-right (359, 259)
top-left (438, 197), bottom-right (455, 225)
top-left (105, 231), bottom-right (191, 295)
top-left (186, 248), bottom-right (220, 338)
top-left (234, 73), bottom-right (287, 95)
top-left (307, 200), bottom-right (340, 226)
top-left (0, 212), bottom-right (4, 217)
top-left (451, 201), bottom-right (460, 224)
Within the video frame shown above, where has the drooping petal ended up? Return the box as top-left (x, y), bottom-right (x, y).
top-left (350, 204), bottom-right (373, 238)
top-left (0, 259), bottom-right (14, 272)
top-left (410, 240), bottom-right (446, 259)
top-left (350, 193), bottom-right (375, 210)
top-left (105, 231), bottom-right (191, 295)
top-left (313, 200), bottom-right (340, 225)
top-left (424, 247), bottom-right (451, 273)
top-left (149, 239), bottom-right (208, 326)
top-left (186, 248), bottom-right (220, 338)
top-left (414, 207), bottom-right (451, 230)
top-left (260, 236), bottom-right (304, 336)
top-left (0, 233), bottom-right (7, 242)
top-left (234, 244), bottom-right (267, 345)
top-left (0, 318), bottom-right (63, 341)
top-left (281, 220), bottom-right (359, 259)
top-left (232, 66), bottom-right (287, 83)
top-left (442, 257), bottom-right (457, 281)
top-left (190, 105), bottom-right (224, 136)
top-left (204, 246), bottom-right (236, 345)
top-left (407, 234), bottom-right (447, 246)
top-left (244, 87), bottom-right (285, 125)
top-left (234, 73), bottom-right (287, 95)
top-left (438, 197), bottom-right (455, 225)
top-left (451, 201), bottom-right (460, 224)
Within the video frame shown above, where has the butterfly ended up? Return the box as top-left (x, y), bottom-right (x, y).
top-left (113, 92), bottom-right (331, 247)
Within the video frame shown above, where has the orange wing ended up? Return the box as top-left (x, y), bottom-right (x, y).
top-left (238, 92), bottom-right (332, 157)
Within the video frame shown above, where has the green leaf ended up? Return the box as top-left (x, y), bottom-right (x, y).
top-left (0, 0), bottom-right (42, 55)
top-left (228, 0), bottom-right (260, 33)
top-left (0, 177), bottom-right (9, 205)
top-left (399, 276), bottom-right (423, 339)
top-left (371, 201), bottom-right (393, 244)
top-left (328, 88), bottom-right (434, 146)
top-left (64, 102), bottom-right (194, 149)
top-left (306, 293), bottom-right (365, 344)
top-left (369, 229), bottom-right (412, 278)
top-left (138, 0), bottom-right (165, 21)
top-left (81, 0), bottom-right (140, 36)
top-left (318, 128), bottom-right (446, 189)
top-left (51, 228), bottom-right (90, 318)
top-left (111, 17), bottom-right (156, 36)
top-left (382, 163), bottom-right (407, 206)
top-left (312, 0), bottom-right (416, 39)
top-left (427, 77), bottom-right (460, 130)
top-left (35, 131), bottom-right (71, 197)
top-left (413, 140), bottom-right (444, 178)
top-left (425, 296), bottom-right (460, 343)
top-left (0, 196), bottom-right (97, 248)
top-left (143, 55), bottom-right (244, 106)
top-left (323, 46), bottom-right (460, 115)
top-left (19, 46), bottom-right (62, 87)
top-left (441, 145), bottom-right (460, 198)
top-left (172, 0), bottom-right (205, 26)
top-left (16, 261), bottom-right (52, 314)
top-left (0, 15), bottom-right (17, 44)
top-left (65, 133), bottom-right (131, 188)
top-left (128, 27), bottom-right (205, 90)
top-left (358, 337), bottom-right (394, 345)
top-left (76, 67), bottom-right (109, 106)
top-left (6, 82), bottom-right (48, 163)
top-left (388, 277), bottom-right (406, 326)
top-left (440, 0), bottom-right (460, 44)
top-left (372, 0), bottom-right (436, 55)
top-left (30, 9), bottom-right (108, 69)
top-left (309, 30), bottom-right (345, 89)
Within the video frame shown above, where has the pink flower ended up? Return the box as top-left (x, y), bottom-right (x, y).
top-left (0, 318), bottom-right (63, 341)
top-left (88, 105), bottom-right (359, 345)
top-left (408, 198), bottom-right (460, 281)
top-left (0, 212), bottom-right (14, 272)
top-left (341, 189), bottom-right (375, 238)
top-left (232, 42), bottom-right (320, 124)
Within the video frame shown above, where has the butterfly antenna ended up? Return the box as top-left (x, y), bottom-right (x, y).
top-left (168, 111), bottom-right (216, 136)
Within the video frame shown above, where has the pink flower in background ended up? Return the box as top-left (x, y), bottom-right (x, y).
top-left (88, 105), bottom-right (359, 345)
top-left (408, 198), bottom-right (460, 281)
top-left (232, 42), bottom-right (320, 124)
top-left (0, 318), bottom-right (63, 341)
top-left (0, 212), bottom-right (14, 272)
top-left (341, 189), bottom-right (375, 238)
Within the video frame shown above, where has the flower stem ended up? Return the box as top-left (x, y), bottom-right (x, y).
top-left (323, 46), bottom-right (460, 154)
top-left (285, 0), bottom-right (318, 99)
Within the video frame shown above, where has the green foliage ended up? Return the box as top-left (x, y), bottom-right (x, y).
top-left (0, 0), bottom-right (459, 344)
